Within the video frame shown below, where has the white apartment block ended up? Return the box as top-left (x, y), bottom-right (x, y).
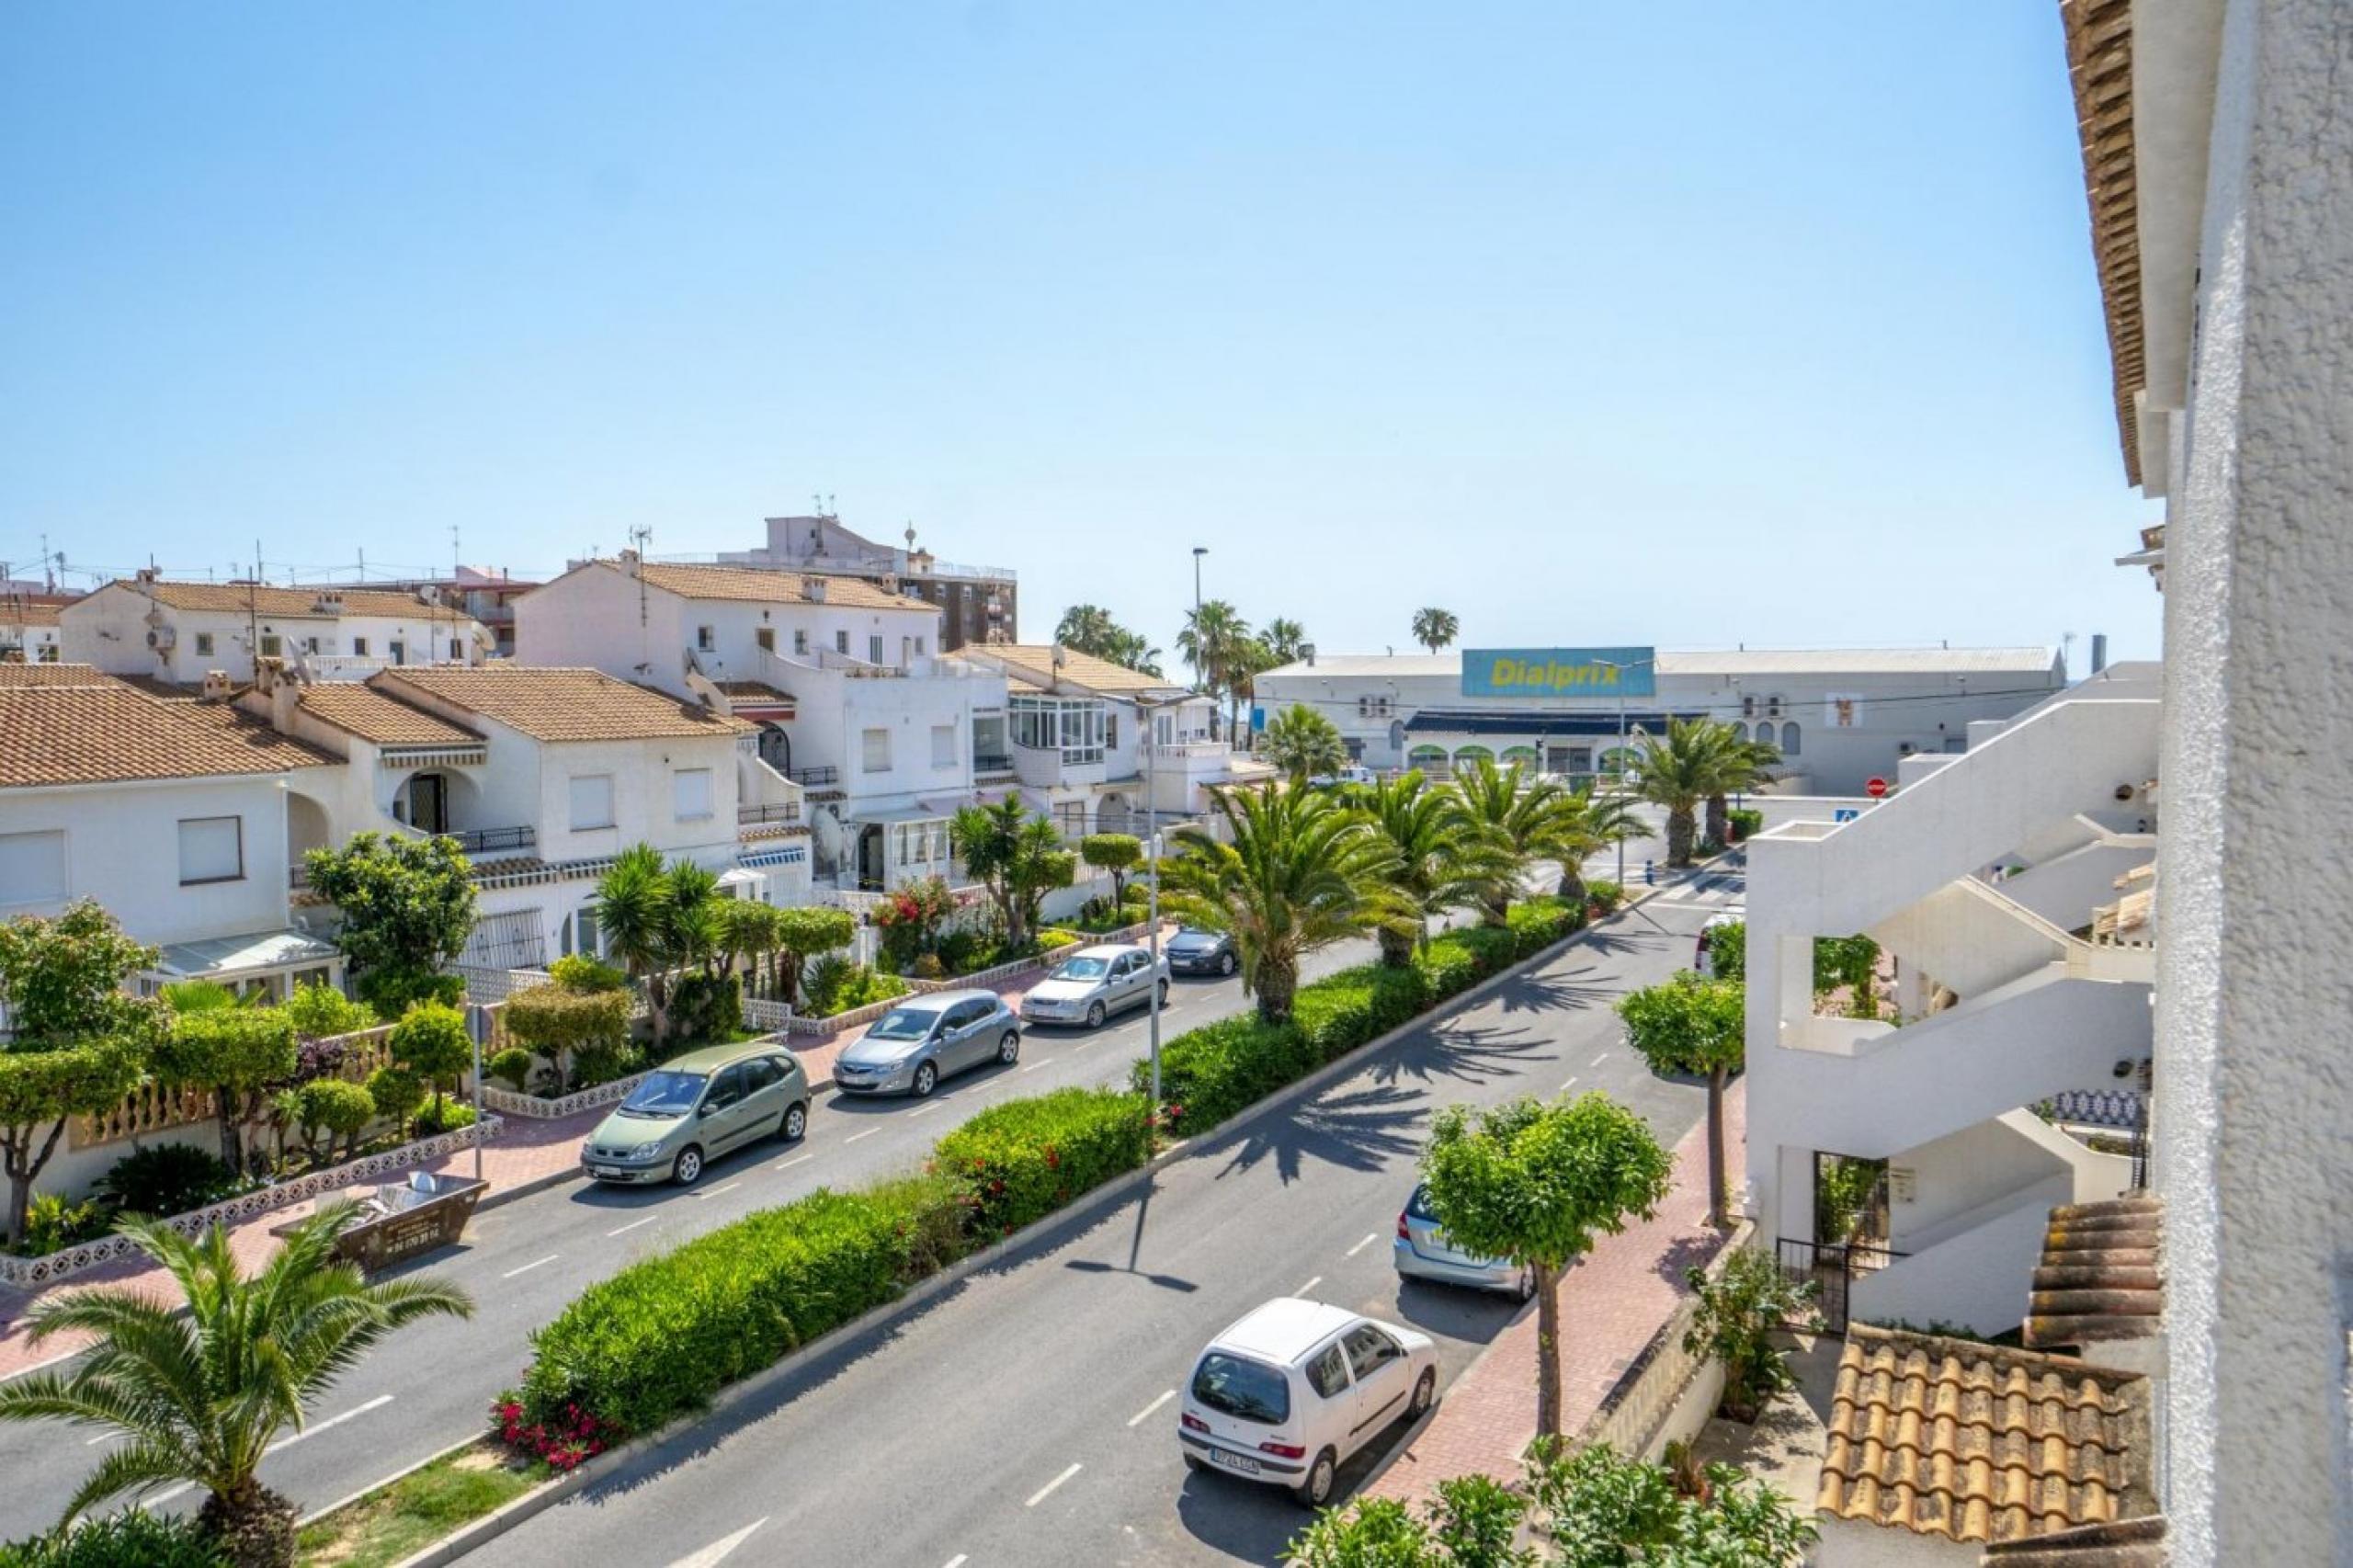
top-left (0, 600), bottom-right (63, 665)
top-left (60, 574), bottom-right (492, 687)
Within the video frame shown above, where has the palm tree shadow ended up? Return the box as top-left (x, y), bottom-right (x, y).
top-left (1209, 1081), bottom-right (1431, 1187)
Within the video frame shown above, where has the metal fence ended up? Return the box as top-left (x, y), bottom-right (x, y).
top-left (1775, 1236), bottom-right (1906, 1335)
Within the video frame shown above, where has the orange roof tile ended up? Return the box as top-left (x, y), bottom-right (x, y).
top-left (619, 561), bottom-right (923, 612)
top-left (1818, 1326), bottom-right (2152, 1548)
top-left (298, 683), bottom-right (482, 746)
top-left (2, 602), bottom-right (61, 627)
top-left (373, 665), bottom-right (748, 743)
top-left (2023, 1196), bottom-right (2163, 1353)
top-left (966, 644), bottom-right (1186, 697)
top-left (98, 579), bottom-right (485, 623)
top-left (0, 663), bottom-right (116, 687)
top-left (0, 685), bottom-right (335, 789)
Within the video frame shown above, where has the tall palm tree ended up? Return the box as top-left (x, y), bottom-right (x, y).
top-left (1410, 607), bottom-right (1459, 655)
top-left (1261, 618), bottom-right (1308, 664)
top-left (1549, 784), bottom-right (1652, 905)
top-left (1262, 703), bottom-right (1349, 783)
top-left (591, 842), bottom-right (670, 1017)
top-left (1449, 756), bottom-right (1586, 926)
top-left (1224, 636), bottom-right (1279, 753)
top-left (1162, 787), bottom-right (1397, 1022)
top-left (1350, 771), bottom-right (1494, 967)
top-left (1705, 733), bottom-right (1780, 847)
top-left (1627, 718), bottom-right (1741, 868)
top-left (1053, 603), bottom-right (1118, 652)
top-left (0, 1204), bottom-right (472, 1566)
top-left (1176, 600), bottom-right (1248, 739)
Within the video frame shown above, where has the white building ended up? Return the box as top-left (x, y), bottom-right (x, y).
top-left (0, 600), bottom-right (63, 665)
top-left (715, 510), bottom-right (1018, 651)
top-left (1250, 646), bottom-right (2067, 796)
top-left (60, 574), bottom-right (493, 687)
top-left (1744, 663), bottom-right (2158, 1338)
top-left (0, 665), bottom-right (345, 1000)
top-left (513, 556), bottom-right (999, 891)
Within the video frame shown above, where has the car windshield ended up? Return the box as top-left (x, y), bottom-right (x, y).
top-left (1051, 957), bottom-right (1111, 981)
top-left (1176, 927), bottom-right (1218, 941)
top-left (1191, 1353), bottom-right (1291, 1426)
top-left (618, 1070), bottom-right (705, 1118)
top-left (1405, 1184), bottom-right (1438, 1221)
top-left (867, 1007), bottom-right (941, 1041)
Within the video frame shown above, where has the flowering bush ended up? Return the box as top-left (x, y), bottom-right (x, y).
top-left (932, 1087), bottom-right (1151, 1237)
top-left (873, 877), bottom-right (960, 972)
top-left (494, 1395), bottom-right (613, 1471)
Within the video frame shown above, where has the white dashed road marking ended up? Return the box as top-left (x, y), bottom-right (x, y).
top-left (1026, 1462), bottom-right (1084, 1507)
top-left (1297, 1275), bottom-right (1324, 1295)
top-left (504, 1254), bottom-right (559, 1278)
top-left (845, 1128), bottom-right (881, 1143)
top-left (1345, 1233), bottom-right (1379, 1257)
top-left (691, 1183), bottom-right (742, 1200)
top-left (775, 1153), bottom-right (814, 1171)
top-left (1128, 1390), bottom-right (1175, 1427)
top-left (607, 1216), bottom-right (658, 1237)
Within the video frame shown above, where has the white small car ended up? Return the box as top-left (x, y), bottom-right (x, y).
top-left (1694, 905), bottom-right (1745, 975)
top-left (1179, 1298), bottom-right (1438, 1507)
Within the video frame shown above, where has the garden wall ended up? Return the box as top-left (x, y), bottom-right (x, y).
top-left (1571, 1224), bottom-right (1752, 1464)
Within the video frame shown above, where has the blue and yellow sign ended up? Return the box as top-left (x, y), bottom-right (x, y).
top-left (1461, 647), bottom-right (1656, 699)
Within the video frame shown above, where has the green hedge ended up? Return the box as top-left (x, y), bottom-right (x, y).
top-left (0, 1510), bottom-right (227, 1568)
top-left (517, 1177), bottom-right (958, 1436)
top-left (934, 1087), bottom-right (1151, 1237)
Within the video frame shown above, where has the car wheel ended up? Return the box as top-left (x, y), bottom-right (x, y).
top-left (998, 1031), bottom-right (1020, 1065)
top-left (1410, 1368), bottom-right (1437, 1417)
top-left (911, 1061), bottom-right (939, 1098)
top-left (1515, 1268), bottom-right (1536, 1303)
top-left (781, 1102), bottom-right (808, 1142)
top-left (1086, 1001), bottom-right (1107, 1028)
top-left (1219, 951), bottom-right (1237, 977)
top-left (1156, 980), bottom-right (1170, 1007)
top-left (1293, 1448), bottom-right (1338, 1509)
top-left (671, 1145), bottom-right (705, 1187)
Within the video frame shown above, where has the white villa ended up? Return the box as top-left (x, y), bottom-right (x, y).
top-left (60, 574), bottom-right (493, 687)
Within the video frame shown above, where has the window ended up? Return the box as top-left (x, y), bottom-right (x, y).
top-left (793, 629), bottom-right (809, 655)
top-left (1307, 1345), bottom-right (1351, 1400)
top-left (1189, 1353), bottom-right (1290, 1426)
top-left (744, 1056), bottom-right (788, 1094)
top-left (194, 631), bottom-right (215, 656)
top-left (351, 636), bottom-right (369, 656)
top-left (259, 633), bottom-right (283, 657)
top-left (1779, 721), bottom-right (1802, 757)
top-left (302, 636), bottom-right (320, 654)
top-left (756, 628), bottom-right (775, 653)
top-left (568, 774), bottom-right (616, 830)
top-left (835, 631), bottom-right (849, 654)
top-left (697, 625), bottom-right (715, 651)
top-left (673, 767), bottom-right (714, 821)
top-left (703, 1065), bottom-right (745, 1111)
top-left (1731, 721), bottom-right (1748, 741)
top-left (389, 640), bottom-right (405, 665)
top-left (861, 727), bottom-right (891, 774)
top-left (1343, 1324), bottom-right (1403, 1380)
top-left (868, 634), bottom-right (884, 665)
top-left (176, 816), bottom-right (244, 885)
top-left (1106, 713), bottom-right (1118, 748)
top-left (930, 724), bottom-right (956, 769)
top-left (0, 831), bottom-right (67, 907)
top-left (1753, 721), bottom-right (1776, 748)
top-left (449, 638), bottom-right (462, 661)
top-left (914, 635), bottom-right (926, 656)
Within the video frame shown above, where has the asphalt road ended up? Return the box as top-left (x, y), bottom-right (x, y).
top-left (482, 870), bottom-right (1745, 1568)
top-left (0, 937), bottom-right (1386, 1540)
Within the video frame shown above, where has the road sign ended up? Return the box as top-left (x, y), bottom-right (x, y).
top-left (1833, 808), bottom-right (1859, 824)
top-left (1865, 778), bottom-right (1890, 799)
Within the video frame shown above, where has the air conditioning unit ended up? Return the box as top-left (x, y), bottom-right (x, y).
top-left (146, 626), bottom-right (176, 651)
top-left (1741, 694), bottom-right (1756, 718)
top-left (1768, 695), bottom-right (1785, 718)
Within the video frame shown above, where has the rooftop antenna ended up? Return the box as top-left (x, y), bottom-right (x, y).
top-left (627, 524), bottom-right (654, 674)
top-left (39, 534), bottom-right (51, 593)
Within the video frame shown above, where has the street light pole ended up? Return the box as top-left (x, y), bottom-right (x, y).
top-left (1598, 655), bottom-right (1655, 889)
top-left (1190, 546), bottom-right (1208, 739)
top-left (1143, 698), bottom-right (1165, 1115)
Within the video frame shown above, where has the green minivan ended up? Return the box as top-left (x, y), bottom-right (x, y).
top-left (580, 1040), bottom-right (810, 1187)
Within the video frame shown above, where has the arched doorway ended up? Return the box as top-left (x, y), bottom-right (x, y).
top-left (756, 722), bottom-right (791, 775)
top-left (1407, 744), bottom-right (1449, 777)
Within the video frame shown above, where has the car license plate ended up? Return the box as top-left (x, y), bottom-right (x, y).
top-left (586, 1165), bottom-right (622, 1178)
top-left (1208, 1449), bottom-right (1261, 1476)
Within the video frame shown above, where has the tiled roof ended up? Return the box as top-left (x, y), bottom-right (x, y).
top-left (373, 665), bottom-right (749, 743)
top-left (99, 579), bottom-right (484, 623)
top-left (616, 561), bottom-right (920, 612)
top-left (0, 685), bottom-right (335, 789)
top-left (2, 603), bottom-right (61, 626)
top-left (298, 682), bottom-right (483, 746)
top-left (2023, 1196), bottom-right (2163, 1353)
top-left (1819, 1325), bottom-right (2152, 1548)
top-left (716, 680), bottom-right (792, 700)
top-left (2061, 0), bottom-right (2143, 484)
top-left (0, 662), bottom-right (115, 687)
top-left (115, 674), bottom-right (202, 700)
top-left (971, 644), bottom-right (1187, 696)
top-left (1981, 1515), bottom-right (2168, 1566)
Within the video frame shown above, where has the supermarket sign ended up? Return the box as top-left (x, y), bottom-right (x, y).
top-left (1460, 647), bottom-right (1655, 699)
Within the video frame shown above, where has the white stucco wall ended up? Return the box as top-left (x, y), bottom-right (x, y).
top-left (2147, 2), bottom-right (2353, 1562)
top-left (60, 585), bottom-right (484, 685)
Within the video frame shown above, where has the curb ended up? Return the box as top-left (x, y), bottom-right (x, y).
top-left (371, 896), bottom-right (1691, 1566)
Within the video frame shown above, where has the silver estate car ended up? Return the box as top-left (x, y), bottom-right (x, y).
top-left (1018, 943), bottom-right (1172, 1028)
top-left (1392, 1183), bottom-right (1533, 1300)
top-left (831, 988), bottom-right (1020, 1099)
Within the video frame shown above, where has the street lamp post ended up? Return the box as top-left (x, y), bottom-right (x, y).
top-left (1597, 656), bottom-right (1657, 889)
top-left (1190, 546), bottom-right (1209, 739)
top-left (1142, 696), bottom-right (1168, 1114)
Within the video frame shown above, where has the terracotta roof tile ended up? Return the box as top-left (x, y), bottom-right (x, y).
top-left (2061, 0), bottom-right (2143, 483)
top-left (100, 579), bottom-right (486, 624)
top-left (297, 682), bottom-right (482, 746)
top-left (2, 602), bottom-right (61, 627)
top-left (0, 685), bottom-right (334, 788)
top-left (0, 663), bottom-right (117, 687)
top-left (373, 665), bottom-right (749, 743)
top-left (1819, 1326), bottom-right (2152, 1547)
top-left (2023, 1197), bottom-right (2163, 1352)
top-left (616, 561), bottom-right (921, 612)
top-left (1980, 1515), bottom-right (2168, 1566)
top-left (966, 644), bottom-right (1186, 696)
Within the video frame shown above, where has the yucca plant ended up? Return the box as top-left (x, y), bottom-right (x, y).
top-left (0, 1203), bottom-right (472, 1568)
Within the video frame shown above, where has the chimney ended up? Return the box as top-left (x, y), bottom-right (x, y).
top-left (2090, 633), bottom-right (2109, 675)
top-left (200, 669), bottom-right (237, 702)
top-left (801, 578), bottom-right (826, 603)
top-left (1302, 643), bottom-right (1316, 667)
top-left (1051, 643), bottom-right (1067, 669)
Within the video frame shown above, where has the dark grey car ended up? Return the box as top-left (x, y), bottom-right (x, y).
top-left (1165, 926), bottom-right (1238, 979)
top-left (831, 988), bottom-right (1020, 1098)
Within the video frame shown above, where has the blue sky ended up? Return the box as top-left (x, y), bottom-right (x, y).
top-left (1, 3), bottom-right (2161, 667)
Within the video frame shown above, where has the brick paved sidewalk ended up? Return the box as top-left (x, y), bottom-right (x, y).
top-left (1366, 1082), bottom-right (1748, 1506)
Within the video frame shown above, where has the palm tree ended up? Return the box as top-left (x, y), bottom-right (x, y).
top-left (1449, 756), bottom-right (1587, 926)
top-left (950, 799), bottom-right (1074, 949)
top-left (1053, 603), bottom-right (1118, 652)
top-left (591, 843), bottom-right (671, 1028)
top-left (1350, 771), bottom-right (1493, 967)
top-left (1162, 787), bottom-right (1397, 1022)
top-left (1705, 733), bottom-right (1780, 847)
top-left (0, 1204), bottom-right (472, 1565)
top-left (1627, 718), bottom-right (1741, 868)
top-left (1176, 600), bottom-right (1248, 738)
top-left (1225, 636), bottom-right (1279, 751)
top-left (1548, 784), bottom-right (1652, 906)
top-left (1410, 607), bottom-right (1459, 655)
top-left (1261, 702), bottom-right (1348, 783)
top-left (1262, 618), bottom-right (1308, 664)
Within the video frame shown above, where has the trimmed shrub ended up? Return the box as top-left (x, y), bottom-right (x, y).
top-left (1037, 928), bottom-right (1082, 952)
top-left (292, 1078), bottom-right (375, 1162)
top-left (389, 1002), bottom-right (472, 1116)
top-left (413, 1098), bottom-right (478, 1136)
top-left (0, 1510), bottom-right (229, 1568)
top-left (549, 953), bottom-right (627, 994)
top-left (1726, 807), bottom-right (1765, 843)
top-left (1505, 896), bottom-right (1585, 957)
top-left (1290, 963), bottom-right (1428, 1061)
top-left (503, 984), bottom-right (631, 1093)
top-left (1586, 880), bottom-right (1625, 914)
top-left (515, 1183), bottom-right (955, 1436)
top-left (19, 1194), bottom-right (108, 1256)
top-left (1134, 1013), bottom-right (1316, 1131)
top-left (282, 981), bottom-right (374, 1041)
top-left (94, 1143), bottom-right (239, 1220)
top-left (364, 1064), bottom-right (426, 1131)
top-left (667, 971), bottom-right (743, 1044)
top-left (933, 1087), bottom-right (1150, 1237)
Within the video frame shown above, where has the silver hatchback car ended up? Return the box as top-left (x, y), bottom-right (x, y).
top-left (1392, 1183), bottom-right (1533, 1300)
top-left (1018, 943), bottom-right (1172, 1028)
top-left (831, 988), bottom-right (1020, 1099)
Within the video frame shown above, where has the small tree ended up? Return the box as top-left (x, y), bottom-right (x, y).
top-left (951, 798), bottom-right (1075, 949)
top-left (1616, 971), bottom-right (1745, 1227)
top-left (1682, 1247), bottom-right (1818, 1422)
top-left (302, 834), bottom-right (476, 1019)
top-left (772, 906), bottom-right (855, 1008)
top-left (1704, 920), bottom-right (1745, 981)
top-left (1411, 607), bottom-right (1460, 656)
top-left (363, 1065), bottom-right (425, 1135)
top-left (0, 901), bottom-right (161, 1041)
top-left (1262, 703), bottom-right (1349, 782)
top-left (1077, 834), bottom-right (1143, 904)
top-left (502, 985), bottom-right (631, 1093)
top-left (1288, 1474), bottom-right (1530, 1567)
top-left (387, 1003), bottom-right (472, 1124)
top-left (281, 980), bottom-right (374, 1041)
top-left (0, 1042), bottom-right (145, 1248)
top-left (1813, 934), bottom-right (1881, 1019)
top-left (155, 1007), bottom-right (301, 1174)
top-left (1421, 1094), bottom-right (1674, 1436)
top-left (292, 1079), bottom-right (376, 1165)
top-left (1528, 1438), bottom-right (1816, 1565)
